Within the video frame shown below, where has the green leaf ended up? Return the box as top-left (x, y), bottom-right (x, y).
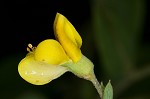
top-left (103, 81), bottom-right (113, 99)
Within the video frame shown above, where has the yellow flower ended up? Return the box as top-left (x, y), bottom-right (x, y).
top-left (18, 52), bottom-right (68, 85)
top-left (54, 13), bottom-right (82, 62)
top-left (18, 13), bottom-right (94, 85)
top-left (34, 39), bottom-right (70, 65)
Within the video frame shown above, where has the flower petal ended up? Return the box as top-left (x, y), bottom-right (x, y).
top-left (54, 13), bottom-right (82, 62)
top-left (34, 39), bottom-right (69, 65)
top-left (18, 53), bottom-right (68, 85)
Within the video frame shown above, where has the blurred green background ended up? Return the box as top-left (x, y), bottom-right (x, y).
top-left (1, 0), bottom-right (150, 99)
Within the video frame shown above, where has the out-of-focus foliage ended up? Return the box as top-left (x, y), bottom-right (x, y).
top-left (90, 0), bottom-right (150, 99)
top-left (1, 0), bottom-right (149, 99)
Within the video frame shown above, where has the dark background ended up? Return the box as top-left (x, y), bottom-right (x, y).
top-left (1, 0), bottom-right (150, 99)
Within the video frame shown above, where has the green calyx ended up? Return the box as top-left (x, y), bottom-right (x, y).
top-left (62, 55), bottom-right (94, 80)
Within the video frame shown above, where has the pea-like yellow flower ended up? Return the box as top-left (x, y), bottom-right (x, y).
top-left (18, 13), bottom-right (94, 85)
top-left (54, 13), bottom-right (82, 63)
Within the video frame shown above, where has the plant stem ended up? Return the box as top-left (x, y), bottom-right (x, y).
top-left (90, 73), bottom-right (103, 99)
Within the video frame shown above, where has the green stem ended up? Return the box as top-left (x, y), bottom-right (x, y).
top-left (90, 73), bottom-right (103, 99)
